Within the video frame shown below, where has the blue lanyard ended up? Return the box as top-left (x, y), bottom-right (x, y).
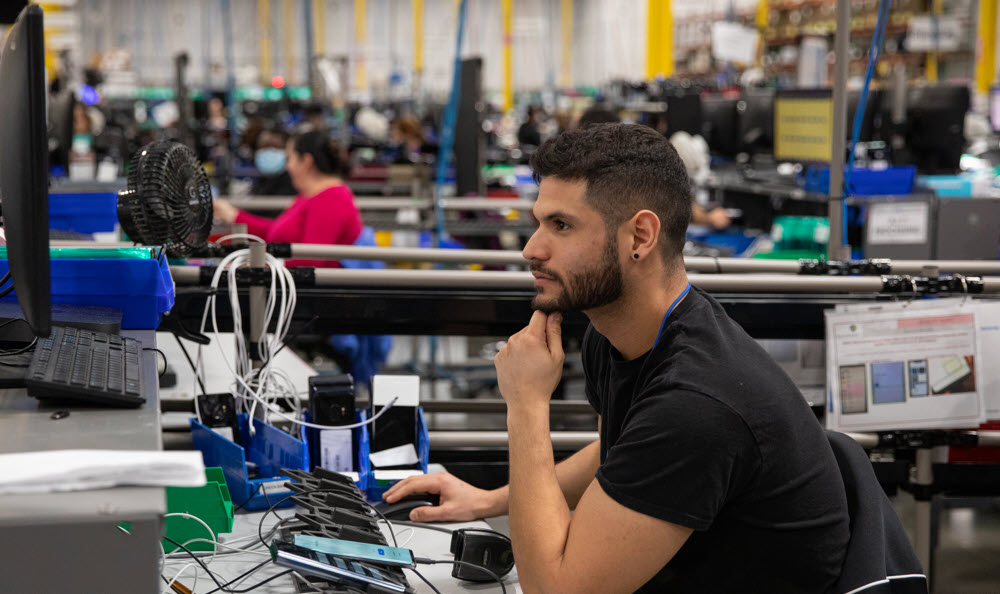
top-left (652, 283), bottom-right (692, 350)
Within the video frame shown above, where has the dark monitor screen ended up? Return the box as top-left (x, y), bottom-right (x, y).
top-left (846, 88), bottom-right (884, 143)
top-left (738, 88), bottom-right (775, 153)
top-left (0, 1), bottom-right (28, 24)
top-left (0, 5), bottom-right (51, 338)
top-left (904, 84), bottom-right (969, 174)
top-left (701, 96), bottom-right (740, 157)
top-left (665, 93), bottom-right (702, 137)
top-left (991, 87), bottom-right (1000, 132)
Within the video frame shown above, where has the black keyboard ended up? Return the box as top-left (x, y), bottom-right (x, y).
top-left (26, 325), bottom-right (145, 407)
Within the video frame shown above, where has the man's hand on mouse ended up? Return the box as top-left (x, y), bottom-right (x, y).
top-left (494, 311), bottom-right (564, 413)
top-left (382, 472), bottom-right (503, 522)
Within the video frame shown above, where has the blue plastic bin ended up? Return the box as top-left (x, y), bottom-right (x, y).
top-left (190, 413), bottom-right (309, 512)
top-left (300, 410), bottom-right (371, 491)
top-left (364, 407), bottom-right (430, 501)
top-left (803, 166), bottom-right (916, 196)
top-left (0, 255), bottom-right (174, 330)
top-left (48, 192), bottom-right (119, 234)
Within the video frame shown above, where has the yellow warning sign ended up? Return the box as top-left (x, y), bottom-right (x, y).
top-left (774, 96), bottom-right (833, 162)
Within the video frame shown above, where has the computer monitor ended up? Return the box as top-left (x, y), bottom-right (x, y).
top-left (846, 88), bottom-right (884, 143)
top-left (0, 5), bottom-right (51, 338)
top-left (738, 88), bottom-right (775, 154)
top-left (991, 88), bottom-right (1000, 133)
top-left (902, 84), bottom-right (969, 174)
top-left (665, 92), bottom-right (703, 137)
top-left (701, 96), bottom-right (741, 157)
top-left (773, 89), bottom-right (833, 163)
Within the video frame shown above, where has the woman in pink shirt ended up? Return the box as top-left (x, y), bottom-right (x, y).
top-left (213, 131), bottom-right (363, 268)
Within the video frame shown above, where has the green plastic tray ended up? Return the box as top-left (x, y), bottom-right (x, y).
top-left (163, 467), bottom-right (235, 553)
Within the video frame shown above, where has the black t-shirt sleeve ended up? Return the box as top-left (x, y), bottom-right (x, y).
top-left (596, 389), bottom-right (761, 531)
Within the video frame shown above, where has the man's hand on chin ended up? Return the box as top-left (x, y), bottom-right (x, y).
top-left (494, 310), bottom-right (564, 413)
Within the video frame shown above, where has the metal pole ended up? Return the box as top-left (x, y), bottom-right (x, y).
top-left (221, 0), bottom-right (238, 194)
top-left (428, 431), bottom-right (597, 450)
top-left (294, 269), bottom-right (891, 292)
top-left (914, 447), bottom-right (934, 579)
top-left (828, 0), bottom-right (851, 261)
top-left (303, 0), bottom-right (315, 91)
top-left (248, 243), bottom-right (267, 363)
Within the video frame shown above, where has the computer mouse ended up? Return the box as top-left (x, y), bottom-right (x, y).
top-left (373, 492), bottom-right (441, 521)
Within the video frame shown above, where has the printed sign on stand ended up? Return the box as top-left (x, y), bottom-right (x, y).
top-left (826, 300), bottom-right (985, 431)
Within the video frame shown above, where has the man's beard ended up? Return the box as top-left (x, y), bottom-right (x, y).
top-left (530, 235), bottom-right (624, 314)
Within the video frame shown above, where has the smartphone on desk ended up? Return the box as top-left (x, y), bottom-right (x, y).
top-left (271, 541), bottom-right (410, 593)
top-left (294, 533), bottom-right (415, 567)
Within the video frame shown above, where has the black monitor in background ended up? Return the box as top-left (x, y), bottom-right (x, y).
top-left (701, 96), bottom-right (740, 157)
top-left (665, 93), bottom-right (702, 137)
top-left (903, 84), bottom-right (969, 174)
top-left (738, 88), bottom-right (775, 155)
top-left (846, 88), bottom-right (884, 144)
top-left (0, 1), bottom-right (28, 24)
top-left (990, 87), bottom-right (1000, 132)
top-left (0, 5), bottom-right (51, 338)
top-left (48, 90), bottom-right (76, 172)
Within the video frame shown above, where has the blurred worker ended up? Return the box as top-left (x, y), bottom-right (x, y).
top-left (250, 127), bottom-right (296, 196)
top-left (213, 130), bottom-right (362, 268)
top-left (517, 105), bottom-right (543, 147)
top-left (389, 115), bottom-right (433, 164)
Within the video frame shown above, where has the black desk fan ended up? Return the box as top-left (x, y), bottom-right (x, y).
top-left (118, 140), bottom-right (213, 357)
top-left (117, 140), bottom-right (213, 258)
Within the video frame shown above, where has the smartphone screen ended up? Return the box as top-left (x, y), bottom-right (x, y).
top-left (295, 534), bottom-right (415, 567)
top-left (271, 542), bottom-right (408, 592)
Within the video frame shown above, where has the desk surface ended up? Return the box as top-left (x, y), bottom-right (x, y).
top-left (174, 464), bottom-right (520, 594)
top-left (0, 329), bottom-right (165, 523)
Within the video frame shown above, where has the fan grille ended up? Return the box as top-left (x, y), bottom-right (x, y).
top-left (119, 141), bottom-right (213, 257)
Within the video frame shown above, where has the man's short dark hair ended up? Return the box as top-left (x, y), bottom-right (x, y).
top-left (577, 106), bottom-right (620, 128)
top-left (530, 123), bottom-right (692, 262)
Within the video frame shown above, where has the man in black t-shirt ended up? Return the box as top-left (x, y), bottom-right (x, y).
top-left (384, 124), bottom-right (850, 592)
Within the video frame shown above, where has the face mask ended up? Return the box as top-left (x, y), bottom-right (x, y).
top-left (255, 148), bottom-right (287, 176)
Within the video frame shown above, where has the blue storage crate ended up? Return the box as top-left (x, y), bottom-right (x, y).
top-left (364, 407), bottom-right (430, 501)
top-left (190, 413), bottom-right (309, 512)
top-left (685, 229), bottom-right (761, 257)
top-left (300, 410), bottom-right (371, 491)
top-left (0, 255), bottom-right (174, 330)
top-left (803, 166), bottom-right (916, 196)
top-left (48, 192), bottom-right (119, 234)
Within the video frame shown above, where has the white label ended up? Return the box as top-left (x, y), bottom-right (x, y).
top-left (370, 444), bottom-right (419, 468)
top-left (866, 202), bottom-right (929, 245)
top-left (906, 16), bottom-right (963, 52)
top-left (259, 479), bottom-right (289, 496)
top-left (372, 375), bottom-right (420, 407)
top-left (711, 22), bottom-right (760, 64)
top-left (319, 428), bottom-right (354, 472)
top-left (213, 426), bottom-right (235, 442)
top-left (373, 470), bottom-right (424, 482)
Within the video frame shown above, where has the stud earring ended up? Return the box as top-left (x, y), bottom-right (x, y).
top-left (633, 253), bottom-right (639, 260)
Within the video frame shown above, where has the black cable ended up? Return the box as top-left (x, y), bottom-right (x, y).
top-left (226, 570), bottom-right (292, 593)
top-left (387, 520), bottom-right (455, 535)
top-left (0, 285), bottom-right (14, 299)
top-left (202, 559), bottom-right (271, 594)
top-left (414, 558), bottom-right (507, 594)
top-left (161, 536), bottom-right (232, 593)
top-left (370, 505), bottom-right (399, 547)
top-left (0, 271), bottom-right (11, 287)
top-left (407, 566), bottom-right (443, 594)
top-left (174, 333), bottom-right (209, 397)
top-left (233, 483), bottom-right (263, 513)
top-left (142, 347), bottom-right (168, 378)
top-left (270, 314), bottom-right (320, 359)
